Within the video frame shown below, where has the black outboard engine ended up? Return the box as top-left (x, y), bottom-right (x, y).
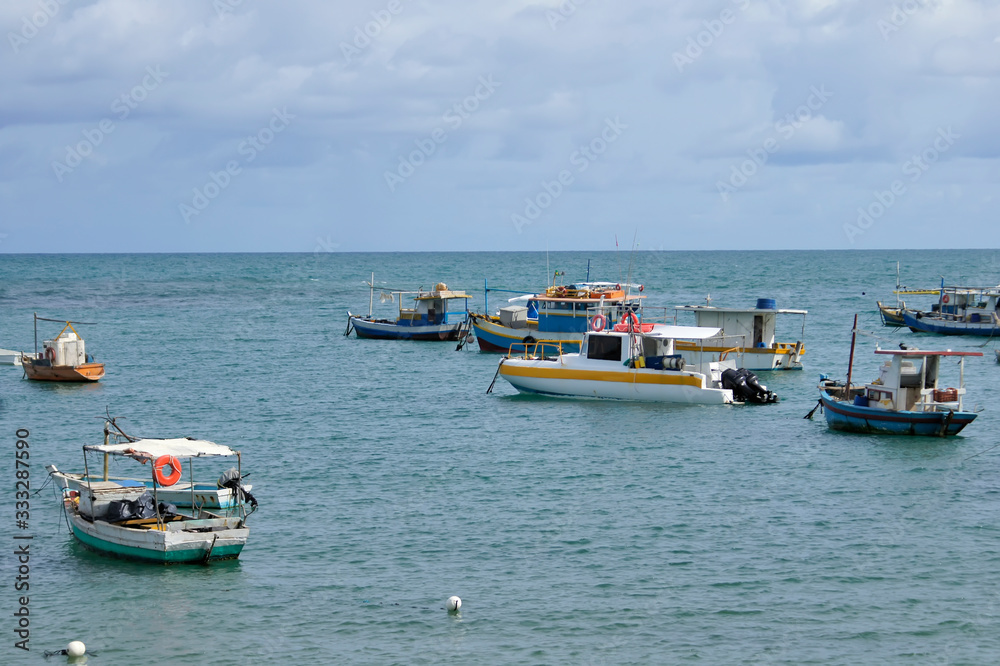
top-left (218, 467), bottom-right (258, 509)
top-left (721, 368), bottom-right (779, 404)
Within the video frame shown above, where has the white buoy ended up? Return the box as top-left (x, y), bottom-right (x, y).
top-left (67, 641), bottom-right (86, 657)
top-left (446, 596), bottom-right (462, 612)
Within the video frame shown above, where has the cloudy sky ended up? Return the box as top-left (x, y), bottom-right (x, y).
top-left (1, 0), bottom-right (997, 252)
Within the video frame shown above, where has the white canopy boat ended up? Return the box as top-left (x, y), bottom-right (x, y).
top-left (494, 317), bottom-right (778, 405)
top-left (48, 428), bottom-right (256, 564)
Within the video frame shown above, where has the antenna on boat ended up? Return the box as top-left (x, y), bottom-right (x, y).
top-left (615, 234), bottom-right (622, 288)
top-left (102, 407), bottom-right (137, 442)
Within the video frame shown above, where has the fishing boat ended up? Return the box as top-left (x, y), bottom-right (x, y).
top-left (22, 314), bottom-right (104, 382)
top-left (48, 423), bottom-right (256, 564)
top-left (345, 274), bottom-right (470, 341)
top-left (471, 278), bottom-right (645, 354)
top-left (817, 315), bottom-right (982, 436)
top-left (903, 296), bottom-right (1000, 336)
top-left (876, 262), bottom-right (937, 326)
top-left (671, 298), bottom-right (807, 371)
top-left (493, 315), bottom-right (778, 405)
top-left (893, 278), bottom-right (1000, 336)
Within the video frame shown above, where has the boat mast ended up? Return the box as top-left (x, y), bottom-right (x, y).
top-left (895, 261), bottom-right (901, 307)
top-left (368, 272), bottom-right (374, 319)
top-left (33, 312), bottom-right (37, 355)
top-left (844, 313), bottom-right (858, 399)
top-left (103, 421), bottom-right (110, 482)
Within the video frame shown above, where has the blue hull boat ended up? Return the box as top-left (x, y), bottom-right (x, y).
top-left (346, 276), bottom-right (470, 342)
top-left (820, 389), bottom-right (977, 436)
top-left (816, 315), bottom-right (982, 437)
top-left (903, 311), bottom-right (1000, 336)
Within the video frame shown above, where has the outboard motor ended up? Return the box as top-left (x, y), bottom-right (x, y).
top-left (722, 368), bottom-right (779, 404)
top-left (218, 467), bottom-right (258, 509)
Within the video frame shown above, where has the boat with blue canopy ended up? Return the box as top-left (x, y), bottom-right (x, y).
top-left (470, 278), bottom-right (645, 354)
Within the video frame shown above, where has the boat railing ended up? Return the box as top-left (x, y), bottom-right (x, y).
top-left (507, 340), bottom-right (566, 360)
top-left (916, 386), bottom-right (965, 412)
top-left (717, 346), bottom-right (741, 362)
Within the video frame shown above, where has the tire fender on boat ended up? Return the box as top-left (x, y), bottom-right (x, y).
top-left (153, 455), bottom-right (183, 486)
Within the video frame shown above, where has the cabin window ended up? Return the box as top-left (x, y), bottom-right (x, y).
top-left (586, 335), bottom-right (622, 361)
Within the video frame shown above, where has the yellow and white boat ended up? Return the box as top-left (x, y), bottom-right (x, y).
top-left (672, 299), bottom-right (807, 371)
top-left (495, 318), bottom-right (777, 405)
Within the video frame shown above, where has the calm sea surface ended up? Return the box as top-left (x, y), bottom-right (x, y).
top-left (2, 250), bottom-right (1000, 664)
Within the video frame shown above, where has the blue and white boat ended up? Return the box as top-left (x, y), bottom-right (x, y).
top-left (471, 281), bottom-right (644, 354)
top-left (903, 309), bottom-right (1000, 336)
top-left (818, 317), bottom-right (982, 436)
top-left (900, 281), bottom-right (1000, 336)
top-left (346, 274), bottom-right (470, 341)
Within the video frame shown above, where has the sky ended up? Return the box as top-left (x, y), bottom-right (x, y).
top-left (1, 0), bottom-right (998, 253)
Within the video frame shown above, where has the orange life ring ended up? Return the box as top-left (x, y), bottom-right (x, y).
top-left (942, 294), bottom-right (950, 304)
top-left (638, 285), bottom-right (644, 292)
top-left (153, 455), bottom-right (183, 486)
top-left (45, 347), bottom-right (55, 362)
top-left (591, 314), bottom-right (606, 332)
top-left (620, 312), bottom-right (640, 331)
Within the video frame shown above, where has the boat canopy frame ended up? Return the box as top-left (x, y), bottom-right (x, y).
top-left (77, 427), bottom-right (247, 531)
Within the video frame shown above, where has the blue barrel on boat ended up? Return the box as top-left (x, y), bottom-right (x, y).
top-left (970, 313), bottom-right (981, 323)
top-left (854, 394), bottom-right (869, 407)
top-left (756, 298), bottom-right (777, 310)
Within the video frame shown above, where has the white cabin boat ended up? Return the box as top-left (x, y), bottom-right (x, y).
top-left (496, 319), bottom-right (777, 404)
top-left (672, 299), bottom-right (807, 371)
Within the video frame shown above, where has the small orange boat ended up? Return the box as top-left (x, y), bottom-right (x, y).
top-left (22, 316), bottom-right (104, 383)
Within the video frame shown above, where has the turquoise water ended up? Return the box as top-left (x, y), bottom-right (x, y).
top-left (2, 250), bottom-right (1000, 664)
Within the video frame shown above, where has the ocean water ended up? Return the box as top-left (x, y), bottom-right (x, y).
top-left (2, 250), bottom-right (1000, 664)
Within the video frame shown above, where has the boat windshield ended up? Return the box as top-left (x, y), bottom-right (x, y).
top-left (586, 335), bottom-right (622, 361)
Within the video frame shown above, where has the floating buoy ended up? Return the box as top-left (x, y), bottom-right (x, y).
top-left (446, 596), bottom-right (462, 612)
top-left (67, 641), bottom-right (86, 657)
